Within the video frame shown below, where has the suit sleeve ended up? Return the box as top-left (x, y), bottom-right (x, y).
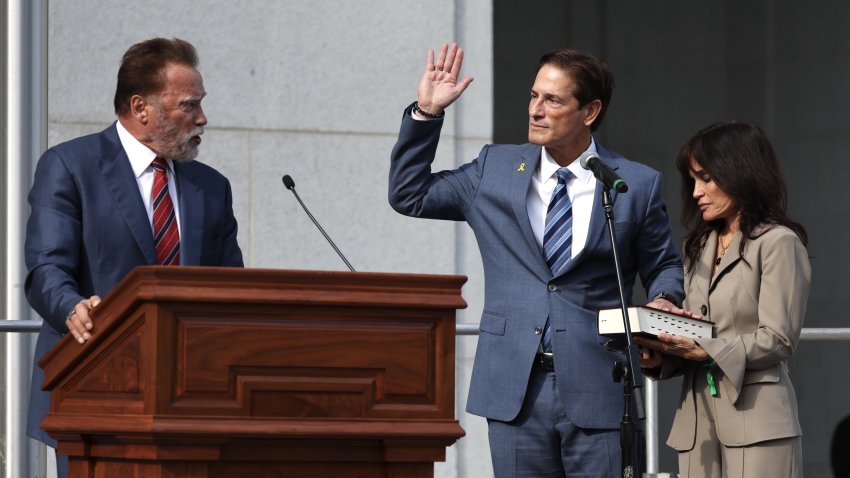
top-left (388, 103), bottom-right (483, 221)
top-left (636, 171), bottom-right (685, 303)
top-left (219, 178), bottom-right (244, 267)
top-left (24, 149), bottom-right (86, 333)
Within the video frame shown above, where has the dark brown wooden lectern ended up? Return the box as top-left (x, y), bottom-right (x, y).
top-left (39, 266), bottom-right (467, 477)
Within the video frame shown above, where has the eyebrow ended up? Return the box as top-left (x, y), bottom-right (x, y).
top-left (531, 89), bottom-right (565, 102)
top-left (178, 93), bottom-right (206, 105)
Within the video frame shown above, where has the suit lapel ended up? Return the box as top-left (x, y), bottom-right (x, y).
top-left (556, 145), bottom-right (623, 277)
top-left (688, 230), bottom-right (742, 307)
top-left (710, 230), bottom-right (743, 292)
top-left (97, 125), bottom-right (157, 264)
top-left (575, 181), bottom-right (605, 266)
top-left (687, 234), bottom-right (716, 308)
top-left (175, 162), bottom-right (204, 266)
top-left (510, 146), bottom-right (551, 278)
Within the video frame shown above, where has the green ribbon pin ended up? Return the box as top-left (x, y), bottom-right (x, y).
top-left (702, 357), bottom-right (718, 397)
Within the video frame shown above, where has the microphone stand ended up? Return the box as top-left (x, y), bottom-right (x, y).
top-left (600, 188), bottom-right (644, 478)
top-left (282, 175), bottom-right (356, 272)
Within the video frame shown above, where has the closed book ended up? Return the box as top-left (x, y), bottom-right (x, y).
top-left (597, 306), bottom-right (713, 339)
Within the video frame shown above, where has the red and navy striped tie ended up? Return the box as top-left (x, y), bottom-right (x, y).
top-left (151, 157), bottom-right (180, 265)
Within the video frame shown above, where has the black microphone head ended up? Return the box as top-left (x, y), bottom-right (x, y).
top-left (579, 152), bottom-right (600, 170)
top-left (614, 179), bottom-right (628, 193)
top-left (282, 175), bottom-right (295, 190)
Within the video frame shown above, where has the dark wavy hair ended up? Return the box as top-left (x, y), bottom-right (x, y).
top-left (114, 37), bottom-right (198, 115)
top-left (676, 121), bottom-right (807, 269)
top-left (537, 48), bottom-right (614, 132)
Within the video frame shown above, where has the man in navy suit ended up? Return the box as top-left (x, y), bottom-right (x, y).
top-left (389, 44), bottom-right (685, 477)
top-left (25, 37), bottom-right (243, 477)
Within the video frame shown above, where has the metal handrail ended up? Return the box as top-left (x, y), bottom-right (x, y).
top-left (0, 320), bottom-right (41, 332)
top-left (799, 328), bottom-right (850, 340)
top-left (24, 320), bottom-right (845, 338)
top-left (457, 323), bottom-right (850, 340)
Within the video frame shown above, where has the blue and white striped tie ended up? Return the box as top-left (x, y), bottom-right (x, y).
top-left (544, 168), bottom-right (573, 276)
top-left (540, 168), bottom-right (572, 352)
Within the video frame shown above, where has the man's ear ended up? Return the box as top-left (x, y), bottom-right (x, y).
top-left (129, 95), bottom-right (149, 124)
top-left (582, 99), bottom-right (602, 127)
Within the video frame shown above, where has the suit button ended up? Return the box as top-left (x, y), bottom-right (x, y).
top-left (700, 305), bottom-right (708, 315)
top-left (534, 326), bottom-right (542, 335)
top-left (548, 284), bottom-right (557, 292)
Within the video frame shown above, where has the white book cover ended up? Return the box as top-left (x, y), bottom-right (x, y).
top-left (597, 306), bottom-right (713, 339)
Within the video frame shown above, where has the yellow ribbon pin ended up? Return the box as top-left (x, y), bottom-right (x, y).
top-left (517, 163), bottom-right (526, 172)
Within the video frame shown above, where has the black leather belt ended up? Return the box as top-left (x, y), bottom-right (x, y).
top-left (533, 352), bottom-right (555, 371)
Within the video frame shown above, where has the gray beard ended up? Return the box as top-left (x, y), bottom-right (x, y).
top-left (168, 143), bottom-right (199, 163)
top-left (152, 112), bottom-right (201, 162)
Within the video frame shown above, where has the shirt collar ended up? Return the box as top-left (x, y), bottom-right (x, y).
top-left (115, 119), bottom-right (174, 177)
top-left (538, 138), bottom-right (597, 184)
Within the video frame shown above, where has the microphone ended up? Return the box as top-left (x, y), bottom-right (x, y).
top-left (281, 174), bottom-right (356, 272)
top-left (580, 152), bottom-right (628, 193)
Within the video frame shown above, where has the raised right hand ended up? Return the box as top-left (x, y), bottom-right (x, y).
top-left (416, 43), bottom-right (474, 116)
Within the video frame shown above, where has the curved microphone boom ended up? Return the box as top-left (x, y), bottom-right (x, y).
top-left (580, 152), bottom-right (628, 193)
top-left (281, 174), bottom-right (356, 272)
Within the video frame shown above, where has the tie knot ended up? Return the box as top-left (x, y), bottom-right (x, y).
top-left (556, 168), bottom-right (572, 184)
top-left (151, 157), bottom-right (168, 173)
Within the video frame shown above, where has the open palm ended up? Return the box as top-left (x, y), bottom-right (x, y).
top-left (416, 43), bottom-right (474, 115)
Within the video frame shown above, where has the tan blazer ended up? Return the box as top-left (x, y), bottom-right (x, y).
top-left (652, 225), bottom-right (811, 450)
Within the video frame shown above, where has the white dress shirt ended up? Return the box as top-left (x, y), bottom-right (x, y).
top-left (526, 140), bottom-right (599, 257)
top-left (115, 120), bottom-right (182, 237)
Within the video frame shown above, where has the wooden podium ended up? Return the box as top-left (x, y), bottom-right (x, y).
top-left (39, 266), bottom-right (467, 477)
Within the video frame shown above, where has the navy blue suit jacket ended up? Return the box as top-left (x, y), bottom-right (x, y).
top-left (25, 123), bottom-right (244, 445)
top-left (389, 105), bottom-right (684, 429)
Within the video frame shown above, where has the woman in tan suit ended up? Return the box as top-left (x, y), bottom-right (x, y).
top-left (636, 121), bottom-right (811, 477)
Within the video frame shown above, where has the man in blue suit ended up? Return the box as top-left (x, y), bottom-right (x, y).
top-left (389, 44), bottom-right (685, 477)
top-left (25, 37), bottom-right (243, 477)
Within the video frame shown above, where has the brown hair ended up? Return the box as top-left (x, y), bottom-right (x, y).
top-left (676, 121), bottom-right (808, 269)
top-left (537, 48), bottom-right (615, 132)
top-left (113, 37), bottom-right (198, 115)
